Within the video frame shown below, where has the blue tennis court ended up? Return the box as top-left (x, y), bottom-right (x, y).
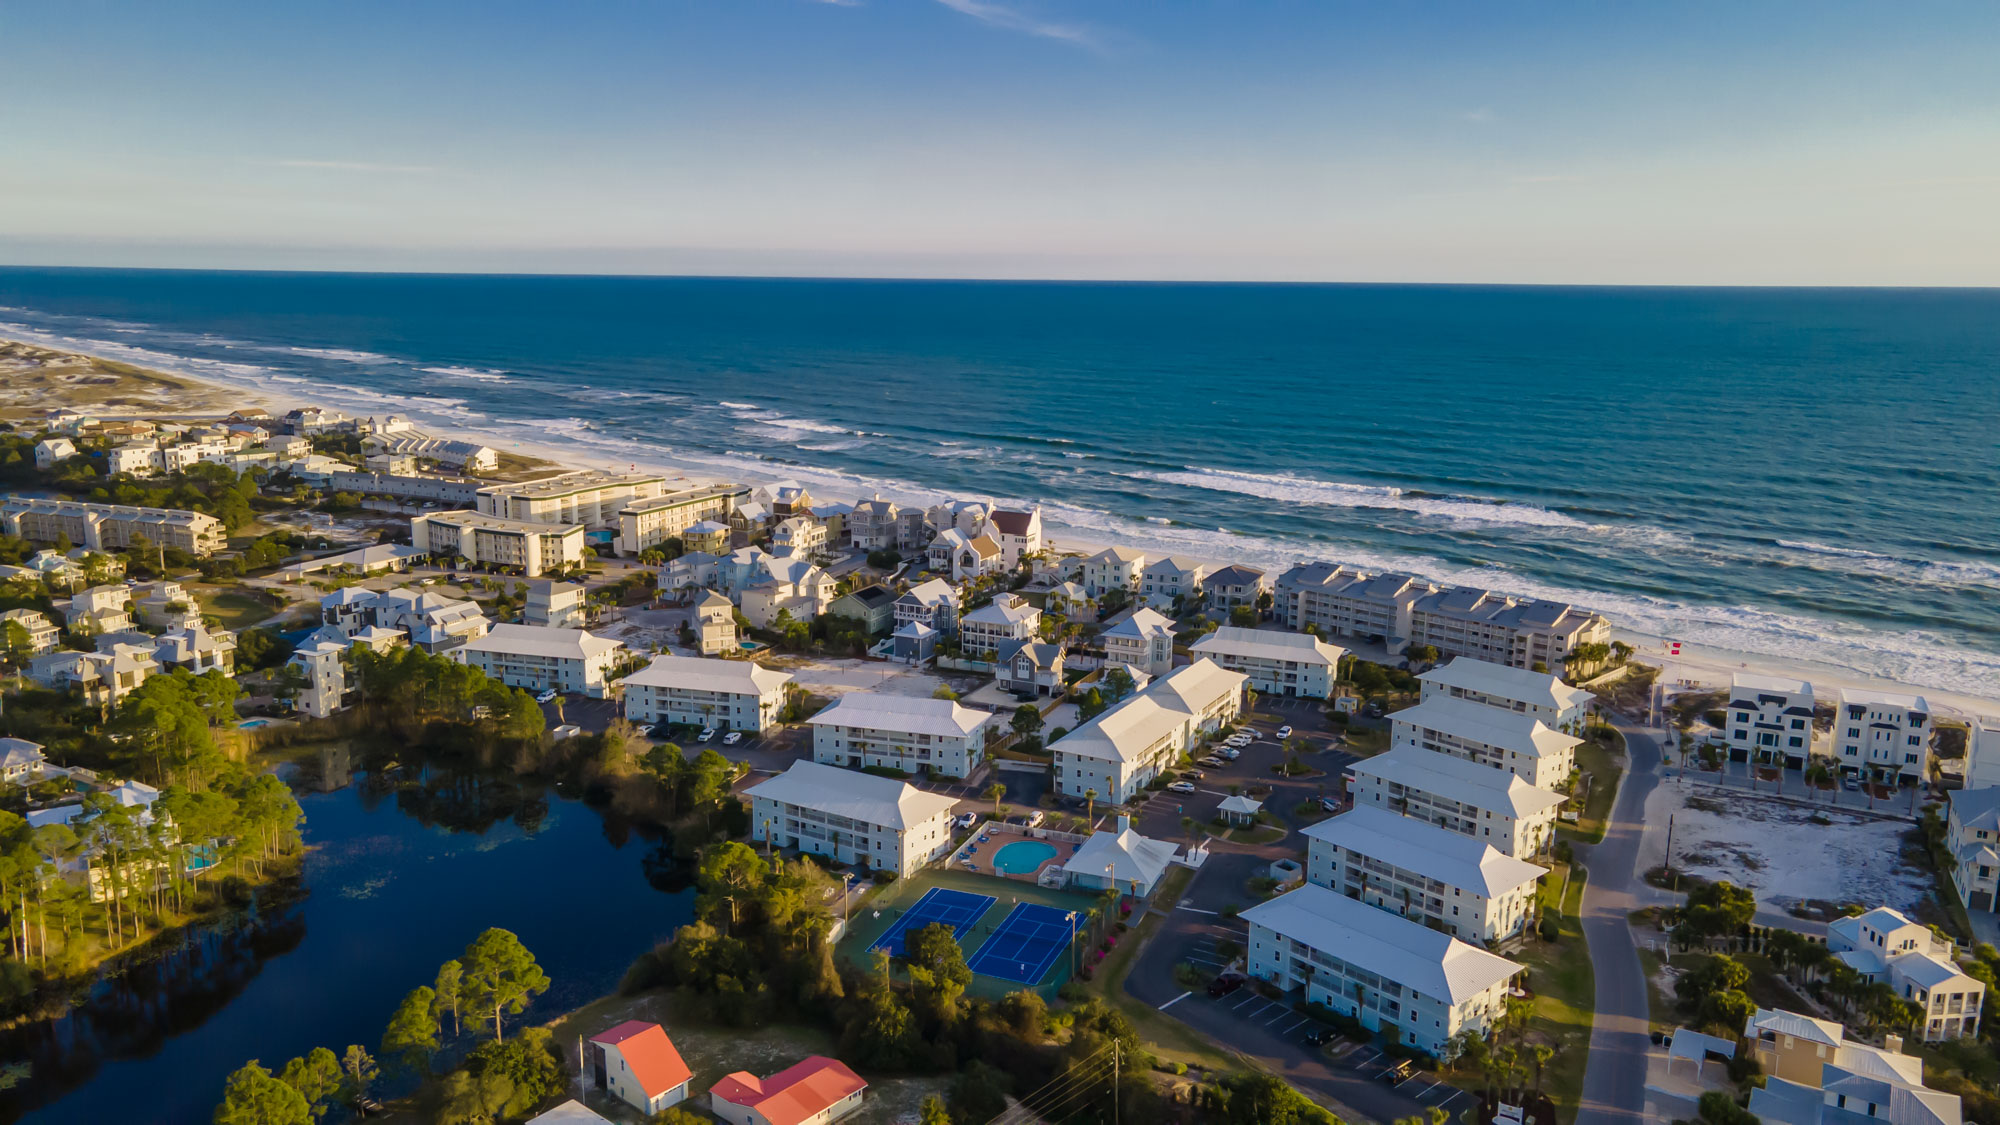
top-left (870, 887), bottom-right (996, 958)
top-left (966, 902), bottom-right (1078, 985)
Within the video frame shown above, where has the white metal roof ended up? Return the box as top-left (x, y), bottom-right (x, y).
top-left (1066, 826), bottom-right (1180, 888)
top-left (1189, 626), bottom-right (1344, 666)
top-left (1347, 746), bottom-right (1568, 818)
top-left (1731, 671), bottom-right (1813, 697)
top-left (1838, 687), bottom-right (1933, 712)
top-left (806, 692), bottom-right (993, 738)
top-left (623, 654), bottom-right (792, 696)
top-left (1390, 696), bottom-right (1582, 759)
top-left (1240, 883), bottom-right (1522, 1005)
top-left (1747, 1007), bottom-right (1842, 1048)
top-left (1056, 658), bottom-right (1244, 765)
top-left (459, 623), bottom-right (623, 662)
top-left (745, 760), bottom-right (958, 829)
top-left (1100, 607), bottom-right (1174, 641)
top-left (1420, 657), bottom-right (1593, 712)
top-left (1303, 806), bottom-right (1547, 898)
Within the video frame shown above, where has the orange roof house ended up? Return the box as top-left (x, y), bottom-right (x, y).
top-left (588, 1020), bottom-right (692, 1115)
top-left (708, 1055), bottom-right (868, 1125)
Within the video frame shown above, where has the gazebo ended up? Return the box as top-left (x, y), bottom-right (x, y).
top-left (1217, 794), bottom-right (1263, 826)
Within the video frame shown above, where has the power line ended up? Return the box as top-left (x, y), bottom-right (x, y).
top-left (985, 1044), bottom-right (1121, 1125)
top-left (984, 1044), bottom-right (1114, 1124)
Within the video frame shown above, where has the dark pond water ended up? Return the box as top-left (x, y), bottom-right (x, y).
top-left (1, 746), bottom-right (696, 1125)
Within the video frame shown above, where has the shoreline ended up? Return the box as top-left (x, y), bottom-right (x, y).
top-left (9, 332), bottom-right (1998, 719)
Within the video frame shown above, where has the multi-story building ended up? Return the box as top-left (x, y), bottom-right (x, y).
top-left (1828, 907), bottom-right (1983, 1041)
top-left (1139, 556), bottom-right (1205, 611)
top-left (958, 592), bottom-right (1040, 657)
top-left (409, 510), bottom-right (587, 577)
top-left (0, 609), bottom-right (59, 654)
top-left (1054, 659), bottom-right (1244, 804)
top-left (1101, 607), bottom-right (1176, 678)
top-left (894, 579), bottom-right (959, 636)
top-left (32, 439), bottom-right (76, 470)
top-left (1748, 1018), bottom-right (1963, 1125)
top-left (1303, 806), bottom-right (1546, 946)
top-left (1418, 657), bottom-right (1594, 731)
top-left (452, 624), bottom-right (626, 698)
top-left (1724, 673), bottom-right (1819, 768)
top-left (586, 1021), bottom-right (693, 1118)
top-left (1967, 720), bottom-right (2000, 791)
top-left (848, 498), bottom-right (901, 552)
top-left (1242, 882), bottom-right (1522, 1056)
top-left (1948, 787), bottom-right (2000, 915)
top-left (322, 586), bottom-right (490, 652)
top-left (61, 584), bottom-right (135, 634)
top-left (30, 642), bottom-right (157, 705)
top-left (1833, 689), bottom-right (1934, 785)
top-left (808, 692), bottom-right (994, 778)
top-left (1082, 547), bottom-right (1146, 598)
top-left (289, 640), bottom-right (349, 718)
top-left (327, 469), bottom-right (486, 507)
top-left (997, 639), bottom-right (1066, 697)
top-left (1345, 746), bottom-right (1566, 859)
top-left (153, 623), bottom-right (237, 674)
top-left (1275, 562), bottom-right (1427, 641)
top-left (523, 580), bottom-right (587, 629)
top-left (475, 470), bottom-right (673, 531)
top-left (1203, 564), bottom-right (1269, 615)
top-left (0, 497), bottom-right (228, 557)
top-left (772, 515), bottom-right (828, 558)
top-left (694, 590), bottom-right (738, 655)
top-left (986, 508), bottom-right (1043, 569)
top-left (1387, 696), bottom-right (1580, 790)
top-left (1188, 626), bottom-right (1345, 698)
top-left (894, 508), bottom-right (932, 554)
top-left (622, 654), bottom-right (792, 732)
top-left (363, 435), bottom-right (498, 472)
top-left (738, 556), bottom-right (834, 630)
top-left (746, 760), bottom-right (957, 876)
top-left (0, 738), bottom-right (47, 784)
top-left (826, 585), bottom-right (898, 636)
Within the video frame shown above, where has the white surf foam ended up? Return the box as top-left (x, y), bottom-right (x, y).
top-left (421, 366), bottom-right (511, 382)
top-left (1128, 467), bottom-right (1587, 529)
top-left (287, 346), bottom-right (395, 364)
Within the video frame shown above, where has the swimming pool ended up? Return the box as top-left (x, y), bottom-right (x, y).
top-left (237, 719), bottom-right (272, 729)
top-left (991, 840), bottom-right (1058, 875)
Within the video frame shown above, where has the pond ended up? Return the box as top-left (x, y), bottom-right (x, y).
top-left (1, 745), bottom-right (696, 1125)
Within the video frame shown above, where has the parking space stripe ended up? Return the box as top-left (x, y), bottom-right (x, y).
top-left (1158, 991), bottom-right (1191, 1011)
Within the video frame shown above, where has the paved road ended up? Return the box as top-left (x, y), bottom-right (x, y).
top-left (1574, 718), bottom-right (1664, 1125)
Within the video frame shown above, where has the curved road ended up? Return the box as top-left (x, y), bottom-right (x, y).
top-left (1574, 719), bottom-right (1664, 1125)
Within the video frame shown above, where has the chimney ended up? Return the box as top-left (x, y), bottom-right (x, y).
top-left (1117, 814), bottom-right (1131, 834)
top-left (1885, 1033), bottom-right (1903, 1054)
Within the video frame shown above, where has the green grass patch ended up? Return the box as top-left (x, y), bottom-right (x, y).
top-left (196, 588), bottom-right (279, 629)
top-left (1341, 726), bottom-right (1390, 755)
top-left (1559, 727), bottom-right (1625, 845)
top-left (1480, 864), bottom-right (1593, 1124)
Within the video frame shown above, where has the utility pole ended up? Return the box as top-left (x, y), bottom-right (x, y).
top-left (1664, 813), bottom-right (1676, 892)
top-left (1112, 1040), bottom-right (1120, 1125)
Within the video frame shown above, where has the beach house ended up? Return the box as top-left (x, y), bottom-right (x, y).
top-left (709, 1056), bottom-right (868, 1125)
top-left (745, 761), bottom-right (957, 877)
top-left (1827, 907), bottom-right (1983, 1041)
top-left (848, 497), bottom-right (901, 552)
top-left (1833, 689), bottom-right (1933, 785)
top-left (996, 639), bottom-right (1066, 698)
top-left (826, 584), bottom-right (898, 636)
top-left (1100, 607), bottom-right (1176, 677)
top-left (0, 738), bottom-right (48, 785)
top-left (1724, 672), bottom-right (1819, 768)
top-left (33, 439), bottom-right (75, 470)
top-left (1202, 564), bottom-right (1268, 616)
top-left (0, 609), bottom-right (60, 654)
top-left (522, 579), bottom-right (587, 629)
top-left (694, 589), bottom-right (739, 654)
top-left (622, 654), bottom-right (792, 732)
top-left (808, 692), bottom-right (995, 778)
top-left (1303, 806), bottom-right (1547, 945)
top-left (893, 578), bottom-right (958, 636)
top-left (1082, 546), bottom-right (1146, 598)
top-left (1188, 626), bottom-right (1346, 698)
top-left (1139, 555), bottom-right (1205, 611)
top-left (957, 592), bottom-right (1040, 657)
top-left (1948, 787), bottom-right (2000, 915)
top-left (987, 507), bottom-right (1043, 569)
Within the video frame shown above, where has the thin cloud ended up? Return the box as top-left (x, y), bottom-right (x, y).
top-left (268, 159), bottom-right (437, 174)
top-left (1462, 107), bottom-right (1494, 123)
top-left (933, 0), bottom-right (1101, 48)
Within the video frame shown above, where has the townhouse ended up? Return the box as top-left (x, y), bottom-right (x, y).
top-left (1948, 787), bottom-right (2000, 914)
top-left (1418, 657), bottom-right (1594, 731)
top-left (1344, 746), bottom-right (1566, 858)
top-left (1082, 546), bottom-right (1146, 598)
top-left (1053, 659), bottom-right (1245, 804)
top-left (1724, 672), bottom-right (1819, 768)
top-left (451, 624), bottom-right (626, 698)
top-left (1833, 689), bottom-right (1933, 785)
top-left (1, 497), bottom-right (228, 557)
top-left (1188, 626), bottom-right (1346, 698)
top-left (957, 592), bottom-right (1040, 657)
top-left (1101, 607), bottom-right (1176, 678)
top-left (808, 692), bottom-right (995, 778)
top-left (1303, 806), bottom-right (1547, 945)
top-left (1242, 883), bottom-right (1522, 1057)
top-left (746, 761), bottom-right (957, 877)
top-left (1388, 696), bottom-right (1580, 790)
top-left (475, 469), bottom-right (673, 531)
top-left (409, 510), bottom-right (587, 577)
top-left (622, 654), bottom-right (792, 732)
top-left (1828, 907), bottom-right (1983, 1041)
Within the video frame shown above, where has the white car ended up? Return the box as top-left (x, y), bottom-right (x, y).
top-left (723, 732), bottom-right (744, 746)
top-left (1167, 780), bottom-right (1197, 794)
top-left (534, 689), bottom-right (558, 704)
top-left (699, 727), bottom-right (717, 742)
top-left (1276, 725), bottom-right (1293, 739)
top-left (1218, 748), bottom-right (1241, 760)
top-left (954, 812), bottom-right (979, 830)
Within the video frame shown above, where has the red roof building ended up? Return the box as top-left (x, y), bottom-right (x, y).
top-left (588, 1020), bottom-right (693, 1116)
top-left (708, 1055), bottom-right (868, 1125)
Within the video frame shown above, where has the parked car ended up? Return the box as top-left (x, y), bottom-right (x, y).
top-left (534, 689), bottom-right (558, 703)
top-left (699, 727), bottom-right (717, 742)
top-left (1217, 747), bottom-right (1241, 760)
top-left (954, 812), bottom-right (979, 830)
top-left (1303, 1027), bottom-right (1334, 1047)
top-left (1199, 755), bottom-right (1227, 768)
top-left (1842, 776), bottom-right (1861, 791)
top-left (722, 731), bottom-right (744, 746)
top-left (1024, 811), bottom-right (1046, 827)
top-left (1276, 725), bottom-right (1293, 739)
top-left (1206, 974), bottom-right (1245, 998)
top-left (1319, 796), bottom-right (1341, 812)
top-left (1383, 1059), bottom-right (1415, 1085)
top-left (1181, 769), bottom-right (1205, 781)
top-left (1167, 781), bottom-right (1197, 794)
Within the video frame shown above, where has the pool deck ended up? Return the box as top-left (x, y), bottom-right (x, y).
top-left (953, 827), bottom-right (1079, 885)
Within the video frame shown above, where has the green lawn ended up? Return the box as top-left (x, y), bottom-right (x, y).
top-left (197, 588), bottom-right (279, 629)
top-left (1560, 728), bottom-right (1625, 845)
top-left (1471, 864), bottom-right (1593, 1123)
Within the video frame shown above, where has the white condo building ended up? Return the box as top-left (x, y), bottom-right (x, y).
top-left (1303, 806), bottom-right (1547, 946)
top-left (409, 510), bottom-right (587, 577)
top-left (1243, 883), bottom-right (1522, 1056)
top-left (1054, 659), bottom-right (1245, 804)
top-left (1418, 657), bottom-right (1594, 731)
top-left (1387, 696), bottom-right (1580, 790)
top-left (1833, 688), bottom-right (1933, 785)
top-left (1725, 673), bottom-right (1819, 769)
top-left (746, 760), bottom-right (958, 877)
top-left (808, 692), bottom-right (995, 779)
top-left (452, 624), bottom-right (626, 699)
top-left (1188, 626), bottom-right (1346, 699)
top-left (622, 655), bottom-right (792, 732)
top-left (475, 470), bottom-right (672, 530)
top-left (1345, 746), bottom-right (1566, 859)
top-left (1082, 546), bottom-right (1146, 598)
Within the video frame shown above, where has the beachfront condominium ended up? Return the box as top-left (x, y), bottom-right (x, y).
top-left (1966, 720), bottom-right (2000, 791)
top-left (1, 497), bottom-right (228, 557)
top-left (1139, 555), bottom-right (1206, 611)
top-left (622, 654), bottom-right (792, 733)
top-left (408, 510), bottom-right (587, 577)
top-left (1387, 696), bottom-right (1581, 790)
top-left (1418, 657), bottom-right (1594, 731)
top-left (1827, 907), bottom-right (1983, 1042)
top-left (450, 624), bottom-right (626, 699)
top-left (1082, 546), bottom-right (1146, 598)
top-left (745, 760), bottom-right (958, 877)
top-left (1833, 688), bottom-right (1934, 785)
top-left (1302, 806), bottom-right (1547, 946)
top-left (1345, 746), bottom-right (1566, 858)
top-left (1724, 673), bottom-right (1819, 770)
top-left (1101, 607), bottom-right (1176, 678)
top-left (1274, 561), bottom-right (1610, 672)
top-left (1242, 882), bottom-right (1522, 1056)
top-left (957, 592), bottom-right (1040, 657)
top-left (1187, 626), bottom-right (1346, 699)
top-left (363, 435), bottom-right (498, 472)
top-left (474, 469), bottom-right (674, 531)
top-left (807, 692), bottom-right (996, 779)
top-left (1053, 659), bottom-right (1245, 804)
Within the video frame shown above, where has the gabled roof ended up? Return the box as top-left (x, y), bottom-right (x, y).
top-left (0, 738), bottom-right (46, 770)
top-left (1421, 657), bottom-right (1594, 713)
top-left (1746, 1007), bottom-right (1843, 1049)
top-left (962, 597), bottom-right (1039, 628)
top-left (745, 761), bottom-right (958, 829)
top-left (1067, 826), bottom-right (1180, 887)
top-left (459, 624), bottom-right (623, 662)
top-left (709, 1057), bottom-right (867, 1125)
top-left (588, 1021), bottom-right (691, 1099)
top-left (1241, 883), bottom-right (1522, 1005)
top-left (1389, 696), bottom-right (1582, 760)
top-left (1086, 546), bottom-right (1146, 565)
top-left (623, 654), bottom-right (792, 696)
top-left (1950, 786), bottom-right (2000, 832)
top-left (1101, 607), bottom-right (1174, 641)
top-left (1347, 747), bottom-right (1567, 818)
top-left (1190, 626), bottom-right (1344, 667)
top-left (1303, 806), bottom-right (1548, 898)
top-left (806, 693), bottom-right (992, 738)
top-left (987, 509), bottom-right (1038, 537)
top-left (898, 578), bottom-right (957, 608)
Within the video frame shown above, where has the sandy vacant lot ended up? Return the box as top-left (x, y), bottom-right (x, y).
top-left (1637, 779), bottom-right (1931, 913)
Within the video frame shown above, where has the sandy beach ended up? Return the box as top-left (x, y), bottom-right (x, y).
top-left (12, 334), bottom-right (1998, 719)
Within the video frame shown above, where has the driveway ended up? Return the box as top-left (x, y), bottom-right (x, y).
top-left (1574, 717), bottom-right (1664, 1125)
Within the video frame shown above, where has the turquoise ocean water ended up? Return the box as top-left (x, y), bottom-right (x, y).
top-left (2, 268), bottom-right (1997, 694)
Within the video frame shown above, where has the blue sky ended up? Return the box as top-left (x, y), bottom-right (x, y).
top-left (2, 1), bottom-right (1997, 283)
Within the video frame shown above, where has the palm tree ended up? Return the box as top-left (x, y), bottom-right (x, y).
top-left (1530, 1044), bottom-right (1555, 1091)
top-left (984, 782), bottom-right (1006, 820)
top-left (1084, 789), bottom-right (1097, 824)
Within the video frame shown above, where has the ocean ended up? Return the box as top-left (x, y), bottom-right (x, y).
top-left (2, 267), bottom-right (1998, 696)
